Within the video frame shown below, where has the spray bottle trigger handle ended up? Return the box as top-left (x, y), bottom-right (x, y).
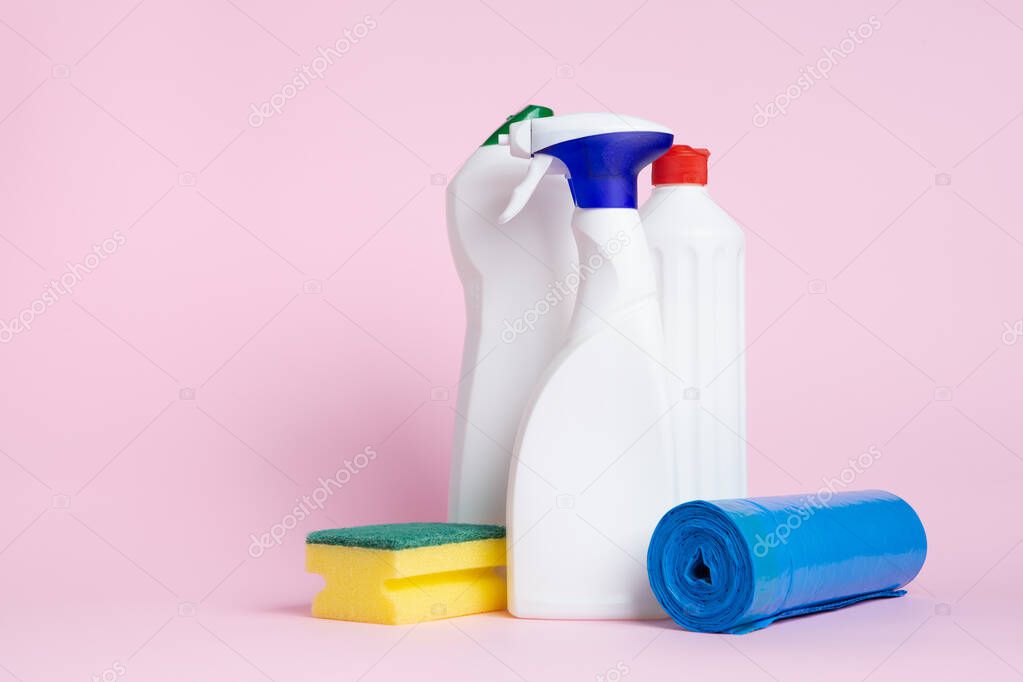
top-left (498, 154), bottom-right (555, 225)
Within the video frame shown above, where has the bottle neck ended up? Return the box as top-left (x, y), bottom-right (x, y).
top-left (567, 208), bottom-right (657, 341)
top-left (652, 183), bottom-right (708, 194)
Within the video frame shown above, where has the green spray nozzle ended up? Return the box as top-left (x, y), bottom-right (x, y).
top-left (481, 105), bottom-right (553, 147)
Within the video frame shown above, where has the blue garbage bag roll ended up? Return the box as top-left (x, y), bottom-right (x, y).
top-left (646, 489), bottom-right (927, 634)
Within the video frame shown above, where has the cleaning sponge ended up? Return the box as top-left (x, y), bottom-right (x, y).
top-left (306, 523), bottom-right (506, 625)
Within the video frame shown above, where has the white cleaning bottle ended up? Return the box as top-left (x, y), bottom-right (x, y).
top-left (501, 113), bottom-right (677, 619)
top-left (641, 146), bottom-right (747, 501)
top-left (447, 105), bottom-right (577, 525)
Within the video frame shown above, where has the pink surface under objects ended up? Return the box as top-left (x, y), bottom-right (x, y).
top-left (2, 0), bottom-right (1022, 680)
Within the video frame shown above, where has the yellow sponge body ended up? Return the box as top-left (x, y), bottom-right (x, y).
top-left (306, 538), bottom-right (507, 625)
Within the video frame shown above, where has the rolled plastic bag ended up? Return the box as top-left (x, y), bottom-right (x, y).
top-left (647, 489), bottom-right (926, 634)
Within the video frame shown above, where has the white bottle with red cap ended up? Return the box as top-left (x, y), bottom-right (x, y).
top-left (641, 145), bottom-right (747, 501)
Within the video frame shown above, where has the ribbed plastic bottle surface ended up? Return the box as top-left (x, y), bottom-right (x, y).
top-left (643, 184), bottom-right (747, 501)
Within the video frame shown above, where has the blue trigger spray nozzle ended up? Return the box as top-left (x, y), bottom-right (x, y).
top-left (497, 113), bottom-right (673, 223)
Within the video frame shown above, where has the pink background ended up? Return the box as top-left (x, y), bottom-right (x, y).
top-left (2, 0), bottom-right (1022, 679)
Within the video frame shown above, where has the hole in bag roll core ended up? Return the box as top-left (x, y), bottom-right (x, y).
top-left (686, 549), bottom-right (713, 585)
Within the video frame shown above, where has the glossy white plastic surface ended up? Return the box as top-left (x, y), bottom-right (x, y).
top-left (507, 208), bottom-right (676, 619)
top-left (447, 144), bottom-right (576, 525)
top-left (641, 184), bottom-right (747, 501)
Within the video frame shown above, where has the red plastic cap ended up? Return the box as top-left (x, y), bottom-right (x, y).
top-left (652, 145), bottom-right (710, 186)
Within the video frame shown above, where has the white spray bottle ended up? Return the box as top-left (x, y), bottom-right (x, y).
top-left (641, 146), bottom-right (747, 501)
top-left (500, 113), bottom-right (677, 619)
top-left (447, 105), bottom-right (577, 525)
